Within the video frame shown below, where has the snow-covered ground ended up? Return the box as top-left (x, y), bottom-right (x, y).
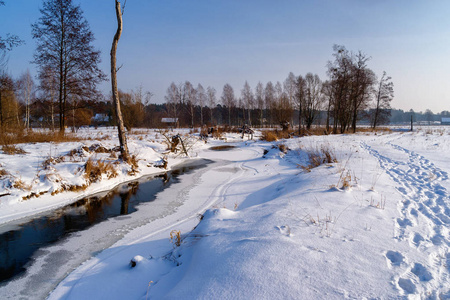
top-left (1, 126), bottom-right (449, 299)
top-left (0, 127), bottom-right (192, 225)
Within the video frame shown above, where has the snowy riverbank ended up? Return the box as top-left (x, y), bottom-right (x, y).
top-left (1, 127), bottom-right (449, 299)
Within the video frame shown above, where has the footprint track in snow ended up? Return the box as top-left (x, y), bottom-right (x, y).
top-left (411, 263), bottom-right (433, 282)
top-left (385, 250), bottom-right (404, 267)
top-left (362, 141), bottom-right (450, 297)
top-left (397, 277), bottom-right (416, 294)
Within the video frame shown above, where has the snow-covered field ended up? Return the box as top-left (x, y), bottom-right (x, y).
top-left (1, 126), bottom-right (449, 299)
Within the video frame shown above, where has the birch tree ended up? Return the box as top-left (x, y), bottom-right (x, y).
top-left (196, 83), bottom-right (206, 125)
top-left (206, 86), bottom-right (216, 125)
top-left (264, 81), bottom-right (275, 126)
top-left (18, 69), bottom-right (34, 130)
top-left (221, 83), bottom-right (235, 126)
top-left (255, 81), bottom-right (264, 126)
top-left (183, 81), bottom-right (196, 127)
top-left (111, 0), bottom-right (129, 161)
top-left (165, 82), bottom-right (179, 126)
top-left (241, 81), bottom-right (254, 126)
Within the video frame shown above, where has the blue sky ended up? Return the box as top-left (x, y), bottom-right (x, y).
top-left (1, 0), bottom-right (450, 112)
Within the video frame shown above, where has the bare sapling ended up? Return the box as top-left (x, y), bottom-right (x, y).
top-left (111, 0), bottom-right (130, 162)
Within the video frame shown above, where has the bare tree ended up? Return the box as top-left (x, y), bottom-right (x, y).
top-left (295, 75), bottom-right (306, 133)
top-left (221, 83), bottom-right (235, 126)
top-left (284, 72), bottom-right (296, 125)
top-left (0, 73), bottom-right (19, 132)
top-left (372, 71), bottom-right (394, 129)
top-left (274, 81), bottom-right (283, 102)
top-left (183, 81), bottom-right (196, 127)
top-left (17, 69), bottom-right (35, 129)
top-left (32, 0), bottom-right (105, 133)
top-left (111, 0), bottom-right (129, 161)
top-left (322, 80), bottom-right (333, 132)
top-left (196, 83), bottom-right (206, 125)
top-left (165, 82), bottom-right (180, 127)
top-left (273, 81), bottom-right (292, 125)
top-left (241, 81), bottom-right (254, 126)
top-left (349, 51), bottom-right (375, 133)
top-left (255, 81), bottom-right (264, 126)
top-left (132, 84), bottom-right (146, 126)
top-left (264, 81), bottom-right (275, 127)
top-left (303, 73), bottom-right (323, 129)
top-left (327, 45), bottom-right (376, 133)
top-left (206, 86), bottom-right (216, 125)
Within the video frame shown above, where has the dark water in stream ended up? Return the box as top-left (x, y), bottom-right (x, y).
top-left (0, 159), bottom-right (211, 283)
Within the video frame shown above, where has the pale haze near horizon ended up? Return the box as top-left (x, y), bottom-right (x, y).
top-left (1, 0), bottom-right (449, 113)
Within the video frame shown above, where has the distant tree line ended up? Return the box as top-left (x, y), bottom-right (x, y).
top-left (1, 0), bottom-right (448, 134)
top-left (163, 45), bottom-right (396, 132)
top-left (390, 109), bottom-right (450, 124)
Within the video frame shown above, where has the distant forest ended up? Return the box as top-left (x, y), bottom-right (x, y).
top-left (2, 0), bottom-right (449, 134)
top-left (20, 97), bottom-right (450, 131)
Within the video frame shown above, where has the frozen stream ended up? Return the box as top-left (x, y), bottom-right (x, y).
top-left (0, 158), bottom-right (216, 299)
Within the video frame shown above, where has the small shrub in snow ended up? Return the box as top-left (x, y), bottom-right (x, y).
top-left (169, 230), bottom-right (181, 247)
top-left (301, 145), bottom-right (337, 172)
top-left (278, 144), bottom-right (288, 154)
top-left (13, 178), bottom-right (31, 191)
top-left (125, 154), bottom-right (140, 176)
top-left (84, 158), bottom-right (118, 183)
top-left (339, 170), bottom-right (352, 189)
top-left (0, 168), bottom-right (9, 177)
top-left (1, 144), bottom-right (27, 155)
top-left (260, 130), bottom-right (293, 141)
top-left (42, 156), bottom-right (65, 169)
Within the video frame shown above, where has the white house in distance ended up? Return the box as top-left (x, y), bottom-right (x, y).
top-left (161, 118), bottom-right (178, 128)
top-left (92, 113), bottom-right (110, 123)
top-left (441, 117), bottom-right (450, 125)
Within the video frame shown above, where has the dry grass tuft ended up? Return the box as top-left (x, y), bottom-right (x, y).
top-left (84, 158), bottom-right (118, 183)
top-left (50, 184), bottom-right (88, 196)
top-left (301, 145), bottom-right (337, 172)
top-left (13, 178), bottom-right (31, 191)
top-left (260, 129), bottom-right (294, 141)
top-left (42, 156), bottom-right (65, 169)
top-left (211, 129), bottom-right (223, 139)
top-left (339, 171), bottom-right (352, 189)
top-left (261, 131), bottom-right (278, 142)
top-left (0, 169), bottom-right (9, 177)
top-left (0, 129), bottom-right (82, 145)
top-left (355, 127), bottom-right (392, 134)
top-left (299, 127), bottom-right (330, 136)
top-left (127, 155), bottom-right (140, 175)
top-left (369, 195), bottom-right (386, 209)
top-left (1, 144), bottom-right (27, 155)
top-left (170, 230), bottom-right (182, 247)
top-left (278, 143), bottom-right (288, 154)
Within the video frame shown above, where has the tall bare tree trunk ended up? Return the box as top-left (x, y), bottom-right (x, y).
top-left (59, 9), bottom-right (65, 133)
top-left (51, 88), bottom-right (55, 131)
top-left (0, 90), bottom-right (3, 132)
top-left (111, 0), bottom-right (129, 161)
